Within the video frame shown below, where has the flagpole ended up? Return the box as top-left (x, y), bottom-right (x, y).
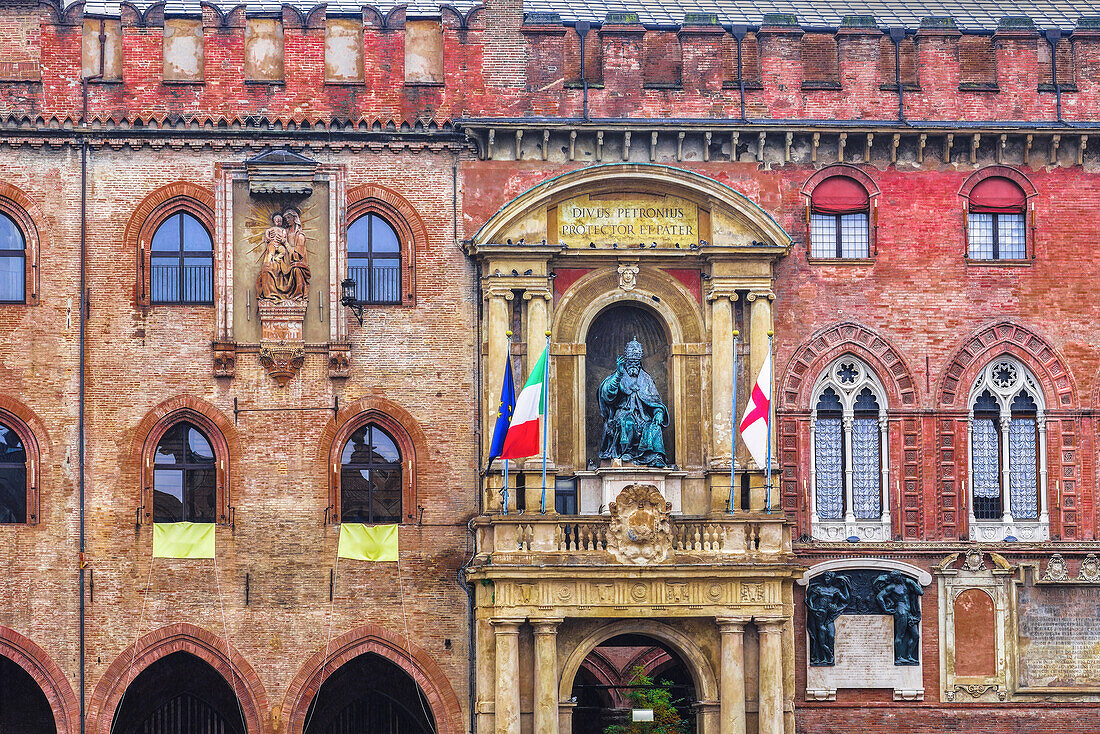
top-left (730, 329), bottom-right (739, 514)
top-left (502, 330), bottom-right (512, 515)
top-left (765, 330), bottom-right (774, 514)
top-left (541, 331), bottom-right (550, 514)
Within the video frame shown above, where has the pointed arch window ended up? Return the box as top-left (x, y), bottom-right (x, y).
top-left (0, 212), bottom-right (26, 304)
top-left (967, 357), bottom-right (1047, 540)
top-left (347, 213), bottom-right (401, 305)
top-left (150, 212), bottom-right (214, 304)
top-left (0, 421), bottom-right (28, 523)
top-left (341, 424), bottom-right (403, 523)
top-left (810, 357), bottom-right (891, 541)
top-left (152, 422), bottom-right (217, 523)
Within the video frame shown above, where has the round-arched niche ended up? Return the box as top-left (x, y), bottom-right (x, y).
top-left (585, 302), bottom-right (672, 466)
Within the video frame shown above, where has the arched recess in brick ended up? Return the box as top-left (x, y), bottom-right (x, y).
top-left (282, 623), bottom-right (464, 734)
top-left (957, 165), bottom-right (1038, 200)
top-left (799, 163), bottom-right (881, 200)
top-left (131, 396), bottom-right (238, 525)
top-left (935, 320), bottom-right (1079, 540)
top-left (777, 322), bottom-right (919, 538)
top-left (0, 625), bottom-right (80, 734)
top-left (85, 622), bottom-right (269, 734)
top-left (346, 183), bottom-right (428, 307)
top-left (123, 182), bottom-right (216, 306)
top-left (936, 321), bottom-right (1075, 410)
top-left (0, 181), bottom-right (47, 305)
top-left (319, 395), bottom-right (428, 525)
top-left (0, 394), bottom-right (49, 524)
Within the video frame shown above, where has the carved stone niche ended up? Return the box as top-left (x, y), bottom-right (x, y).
top-left (936, 550), bottom-right (1013, 703)
top-left (244, 148), bottom-right (320, 385)
top-left (607, 483), bottom-right (672, 565)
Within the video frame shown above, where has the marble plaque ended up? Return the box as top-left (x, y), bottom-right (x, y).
top-left (1018, 585), bottom-right (1100, 689)
top-left (806, 615), bottom-right (923, 700)
top-left (557, 194), bottom-right (699, 247)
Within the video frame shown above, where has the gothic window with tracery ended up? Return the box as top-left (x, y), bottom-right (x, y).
top-left (968, 358), bottom-right (1044, 524)
top-left (811, 357), bottom-right (889, 535)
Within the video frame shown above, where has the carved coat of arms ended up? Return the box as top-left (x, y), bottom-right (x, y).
top-left (607, 483), bottom-right (672, 565)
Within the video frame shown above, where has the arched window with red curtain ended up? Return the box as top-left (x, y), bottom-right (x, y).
top-left (967, 177), bottom-right (1027, 260)
top-left (809, 176), bottom-right (870, 259)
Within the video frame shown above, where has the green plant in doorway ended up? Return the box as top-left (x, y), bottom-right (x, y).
top-left (603, 666), bottom-right (690, 734)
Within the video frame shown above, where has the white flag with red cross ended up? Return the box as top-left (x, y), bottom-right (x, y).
top-left (738, 351), bottom-right (772, 470)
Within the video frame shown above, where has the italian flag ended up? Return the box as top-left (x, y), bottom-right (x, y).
top-left (500, 346), bottom-right (548, 459)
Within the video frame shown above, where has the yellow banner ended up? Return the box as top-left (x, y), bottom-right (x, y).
top-left (339, 523), bottom-right (399, 562)
top-left (557, 194), bottom-right (699, 247)
top-left (153, 522), bottom-right (215, 559)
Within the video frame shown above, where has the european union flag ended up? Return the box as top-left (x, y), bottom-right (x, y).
top-left (488, 356), bottom-right (516, 466)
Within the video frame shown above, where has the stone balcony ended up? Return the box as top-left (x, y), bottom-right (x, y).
top-left (473, 512), bottom-right (793, 565)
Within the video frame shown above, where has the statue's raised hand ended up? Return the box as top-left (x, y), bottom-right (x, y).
top-left (616, 355), bottom-right (625, 374)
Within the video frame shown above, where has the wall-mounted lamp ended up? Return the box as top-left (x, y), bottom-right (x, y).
top-left (340, 278), bottom-right (364, 326)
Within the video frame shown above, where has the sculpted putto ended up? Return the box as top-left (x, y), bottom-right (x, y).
top-left (257, 208), bottom-right (311, 302)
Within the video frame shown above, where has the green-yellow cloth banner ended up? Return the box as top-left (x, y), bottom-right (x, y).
top-left (153, 522), bottom-right (216, 559)
top-left (338, 523), bottom-right (399, 561)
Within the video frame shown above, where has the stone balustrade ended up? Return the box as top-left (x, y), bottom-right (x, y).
top-left (474, 513), bottom-right (792, 561)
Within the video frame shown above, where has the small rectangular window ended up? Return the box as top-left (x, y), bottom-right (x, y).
top-left (555, 477), bottom-right (578, 515)
top-left (968, 212), bottom-right (1025, 260)
top-left (810, 212), bottom-right (868, 259)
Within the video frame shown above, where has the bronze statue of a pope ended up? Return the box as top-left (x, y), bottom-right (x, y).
top-left (597, 338), bottom-right (669, 467)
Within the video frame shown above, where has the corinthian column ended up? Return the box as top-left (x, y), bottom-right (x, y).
top-left (709, 292), bottom-right (738, 479)
top-left (756, 619), bottom-right (785, 734)
top-left (716, 618), bottom-right (748, 734)
top-left (532, 619), bottom-right (562, 734)
top-left (486, 289), bottom-right (514, 456)
top-left (492, 618), bottom-right (523, 734)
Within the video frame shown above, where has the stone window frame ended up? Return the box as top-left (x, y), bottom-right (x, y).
top-left (0, 184), bottom-right (43, 306)
top-left (127, 182), bottom-right (217, 308)
top-left (345, 185), bottom-right (425, 308)
top-left (800, 165), bottom-right (880, 264)
top-left (967, 355), bottom-right (1049, 542)
top-left (139, 408), bottom-right (232, 526)
top-left (328, 409), bottom-right (418, 525)
top-left (0, 405), bottom-right (41, 525)
top-left (959, 166), bottom-right (1037, 266)
top-left (808, 355), bottom-right (891, 542)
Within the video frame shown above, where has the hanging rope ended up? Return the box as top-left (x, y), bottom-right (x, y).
top-left (397, 551), bottom-right (437, 734)
top-left (213, 549), bottom-right (248, 732)
top-left (109, 555), bottom-right (155, 733)
top-left (301, 547), bottom-right (341, 734)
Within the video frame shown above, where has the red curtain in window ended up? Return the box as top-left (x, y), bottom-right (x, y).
top-left (811, 176), bottom-right (869, 214)
top-left (969, 177), bottom-right (1026, 213)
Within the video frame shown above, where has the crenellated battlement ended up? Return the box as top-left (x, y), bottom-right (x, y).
top-left (2, 2), bottom-right (1100, 130)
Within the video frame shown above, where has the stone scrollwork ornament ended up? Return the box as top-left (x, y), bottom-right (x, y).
top-left (1079, 553), bottom-right (1100, 583)
top-left (607, 484), bottom-right (672, 565)
top-left (1043, 553), bottom-right (1069, 582)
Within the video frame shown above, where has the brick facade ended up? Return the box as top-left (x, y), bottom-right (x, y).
top-left (1, 1), bottom-right (1100, 732)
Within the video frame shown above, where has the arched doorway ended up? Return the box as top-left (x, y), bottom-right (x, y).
top-left (0, 654), bottom-right (57, 733)
top-left (303, 652), bottom-right (436, 734)
top-left (110, 651), bottom-right (246, 734)
top-left (585, 302), bottom-right (672, 466)
top-left (571, 634), bottom-right (696, 734)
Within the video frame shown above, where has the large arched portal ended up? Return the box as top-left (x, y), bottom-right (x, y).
top-left (571, 634), bottom-right (697, 734)
top-left (303, 652), bottom-right (436, 734)
top-left (0, 654), bottom-right (57, 733)
top-left (110, 651), bottom-right (246, 734)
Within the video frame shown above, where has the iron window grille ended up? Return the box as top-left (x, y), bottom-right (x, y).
top-left (150, 212), bottom-right (214, 304)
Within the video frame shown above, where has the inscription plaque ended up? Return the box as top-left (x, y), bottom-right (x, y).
top-left (806, 615), bottom-right (923, 700)
top-left (557, 194), bottom-right (699, 247)
top-left (1018, 584), bottom-right (1100, 689)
